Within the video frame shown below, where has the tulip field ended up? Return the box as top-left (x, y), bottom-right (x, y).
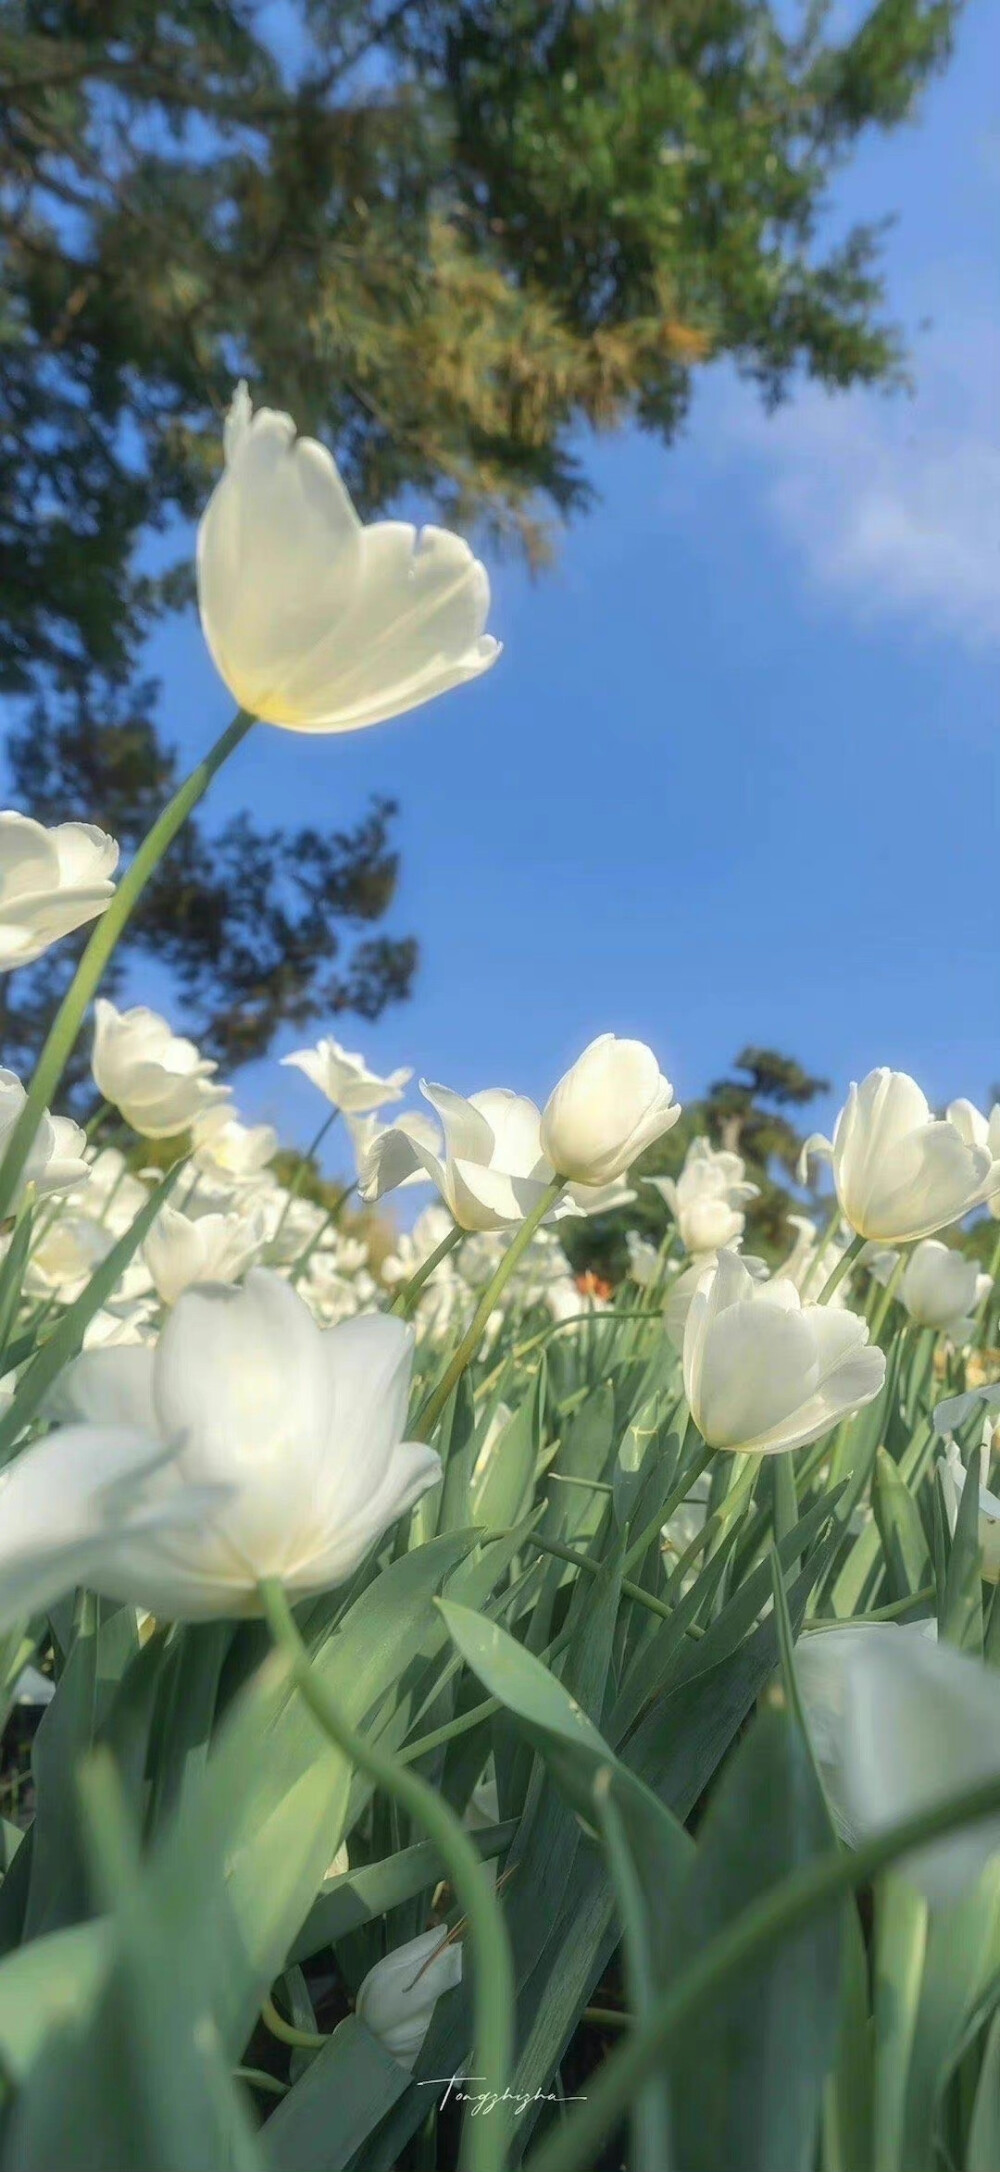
top-left (0, 392), bottom-right (999, 2172)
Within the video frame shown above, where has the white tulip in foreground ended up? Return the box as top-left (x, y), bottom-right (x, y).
top-left (0, 1070), bottom-right (89, 1206)
top-left (646, 1136), bottom-right (758, 1256)
top-left (282, 1035), bottom-right (412, 1115)
top-left (92, 1000), bottom-right (230, 1138)
top-left (683, 1248), bottom-right (885, 1454)
top-left (796, 1625), bottom-right (1000, 1903)
top-left (0, 1273), bottom-right (440, 1627)
top-left (361, 1082), bottom-right (556, 1233)
top-left (197, 385), bottom-right (499, 732)
top-left (801, 1068), bottom-right (1000, 1243)
top-left (540, 1035), bottom-right (679, 1186)
top-left (356, 1928), bottom-right (462, 2070)
top-left (0, 812), bottom-right (118, 969)
top-left (896, 1239), bottom-right (990, 1340)
top-left (949, 1098), bottom-right (1000, 1222)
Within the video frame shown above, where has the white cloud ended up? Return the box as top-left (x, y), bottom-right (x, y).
top-left (716, 306), bottom-right (1000, 649)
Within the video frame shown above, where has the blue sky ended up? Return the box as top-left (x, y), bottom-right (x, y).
top-left (147, 0), bottom-right (999, 1180)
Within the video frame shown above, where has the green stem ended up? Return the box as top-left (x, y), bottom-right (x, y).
top-left (525, 1772), bottom-right (1000, 2172)
top-left (258, 1579), bottom-right (513, 2172)
top-left (523, 1530), bottom-right (674, 1623)
top-left (260, 1994), bottom-right (328, 2051)
top-left (271, 1109), bottom-right (339, 1253)
top-left (816, 1230), bottom-right (866, 1306)
top-left (0, 709), bottom-right (254, 1223)
top-left (805, 1584), bottom-right (935, 1628)
top-left (390, 1221), bottom-right (464, 1317)
top-left (976, 1224), bottom-right (1000, 1342)
top-left (869, 1247), bottom-right (909, 1343)
top-left (414, 1178), bottom-right (564, 1440)
top-left (234, 2067), bottom-right (289, 2099)
top-left (286, 1184), bottom-right (355, 1287)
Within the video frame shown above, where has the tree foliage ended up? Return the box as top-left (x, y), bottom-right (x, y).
top-left (0, 0), bottom-right (959, 1068)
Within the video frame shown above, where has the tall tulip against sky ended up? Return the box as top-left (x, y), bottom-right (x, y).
top-left (196, 384), bottom-right (500, 733)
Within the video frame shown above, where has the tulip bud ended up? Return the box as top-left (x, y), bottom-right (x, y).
top-left (900, 1239), bottom-right (989, 1339)
top-left (540, 1035), bottom-right (679, 1186)
top-left (356, 1928), bottom-right (462, 2069)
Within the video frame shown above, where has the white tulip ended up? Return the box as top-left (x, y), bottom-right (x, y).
top-left (191, 1108), bottom-right (278, 1185)
top-left (540, 1035), bottom-right (679, 1187)
top-left (683, 1248), bottom-right (885, 1455)
top-left (0, 1272), bottom-right (440, 1627)
top-left (646, 1137), bottom-right (758, 1256)
top-left (796, 1625), bottom-right (1000, 1903)
top-left (567, 1175), bottom-right (637, 1217)
top-left (197, 384), bottom-right (498, 733)
top-left (92, 1000), bottom-right (230, 1138)
top-left (361, 1082), bottom-right (556, 1234)
top-left (356, 1928), bottom-right (462, 2070)
top-left (0, 1070), bottom-right (89, 1207)
top-left (897, 1239), bottom-right (990, 1339)
top-left (664, 1249), bottom-right (768, 1352)
top-left (626, 1233), bottom-right (661, 1287)
top-left (72, 1146), bottom-right (149, 1236)
top-left (347, 1107), bottom-right (442, 1193)
top-left (143, 1201), bottom-right (266, 1306)
top-left (282, 1035), bottom-right (412, 1115)
top-left (801, 1069), bottom-right (1000, 1244)
top-left (0, 812), bottom-right (118, 969)
top-left (27, 1212), bottom-right (116, 1302)
top-left (949, 1100), bottom-right (1000, 1221)
top-left (774, 1214), bottom-right (854, 1306)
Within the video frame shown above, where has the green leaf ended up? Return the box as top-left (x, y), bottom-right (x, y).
top-left (262, 2013), bottom-right (411, 2172)
top-left (873, 1446), bottom-right (932, 1605)
top-left (288, 1823), bottom-right (517, 1966)
top-left (941, 1454), bottom-right (985, 1656)
top-left (472, 1366), bottom-right (545, 1533)
top-left (0, 1920), bottom-right (112, 2084)
top-left (967, 2007), bottom-right (1000, 2172)
top-left (6, 1753), bottom-right (265, 2172)
top-left (872, 1875), bottom-right (928, 2172)
top-left (149, 1532), bottom-right (479, 2056)
top-left (0, 1164), bottom-right (184, 1463)
top-left (664, 1707), bottom-right (843, 2172)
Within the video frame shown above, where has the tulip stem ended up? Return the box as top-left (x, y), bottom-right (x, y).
top-left (414, 1177), bottom-right (565, 1440)
top-left (816, 1231), bottom-right (866, 1305)
top-left (390, 1221), bottom-right (464, 1318)
top-left (523, 1767), bottom-right (1000, 2172)
top-left (976, 1226), bottom-right (1000, 1342)
top-left (869, 1247), bottom-right (909, 1342)
top-left (286, 1184), bottom-right (356, 1287)
top-left (0, 708), bottom-right (254, 1224)
top-left (258, 1578), bottom-right (514, 2172)
top-left (270, 1109), bottom-right (339, 1253)
top-left (260, 1994), bottom-right (328, 2051)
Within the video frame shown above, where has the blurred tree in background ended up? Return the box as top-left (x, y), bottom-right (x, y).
top-left (0, 0), bottom-right (959, 1074)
